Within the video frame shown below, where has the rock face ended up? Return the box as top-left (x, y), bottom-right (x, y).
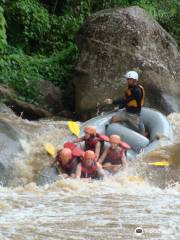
top-left (0, 118), bottom-right (23, 186)
top-left (74, 6), bottom-right (180, 118)
top-left (0, 83), bottom-right (54, 119)
top-left (38, 80), bottom-right (63, 113)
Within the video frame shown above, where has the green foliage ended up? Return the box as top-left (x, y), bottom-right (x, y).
top-left (0, 48), bottom-right (41, 103)
top-left (4, 0), bottom-right (83, 55)
top-left (5, 0), bottom-right (50, 52)
top-left (37, 42), bottom-right (78, 88)
top-left (0, 6), bottom-right (7, 52)
top-left (136, 0), bottom-right (177, 20)
top-left (135, 0), bottom-right (180, 45)
top-left (0, 43), bottom-right (77, 104)
top-left (39, 14), bottom-right (82, 55)
top-left (89, 0), bottom-right (131, 10)
top-left (56, 0), bottom-right (131, 15)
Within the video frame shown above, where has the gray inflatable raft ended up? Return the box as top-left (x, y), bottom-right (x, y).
top-left (36, 107), bottom-right (173, 185)
top-left (36, 166), bottom-right (64, 186)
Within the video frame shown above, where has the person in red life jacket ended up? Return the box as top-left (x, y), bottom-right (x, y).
top-left (51, 147), bottom-right (80, 178)
top-left (99, 135), bottom-right (129, 174)
top-left (72, 125), bottom-right (109, 161)
top-left (75, 150), bottom-right (106, 179)
top-left (105, 71), bottom-right (145, 135)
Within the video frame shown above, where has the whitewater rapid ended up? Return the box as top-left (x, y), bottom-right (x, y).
top-left (0, 112), bottom-right (179, 240)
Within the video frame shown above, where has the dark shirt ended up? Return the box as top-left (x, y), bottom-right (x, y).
top-left (113, 85), bottom-right (143, 115)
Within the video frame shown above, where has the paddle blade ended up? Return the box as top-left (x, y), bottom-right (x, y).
top-left (147, 161), bottom-right (170, 167)
top-left (67, 121), bottom-right (80, 137)
top-left (43, 143), bottom-right (56, 158)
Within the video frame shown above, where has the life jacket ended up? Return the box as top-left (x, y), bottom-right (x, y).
top-left (63, 142), bottom-right (84, 157)
top-left (96, 133), bottom-right (109, 142)
top-left (119, 141), bottom-right (131, 150)
top-left (84, 133), bottom-right (108, 151)
top-left (106, 147), bottom-right (125, 165)
top-left (81, 160), bottom-right (98, 178)
top-left (59, 157), bottom-right (78, 172)
top-left (125, 84), bottom-right (145, 108)
top-left (56, 147), bottom-right (83, 174)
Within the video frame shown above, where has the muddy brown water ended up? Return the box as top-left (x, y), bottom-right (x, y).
top-left (0, 112), bottom-right (179, 240)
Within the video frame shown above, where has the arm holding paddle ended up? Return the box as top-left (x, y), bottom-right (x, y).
top-left (71, 136), bottom-right (84, 143)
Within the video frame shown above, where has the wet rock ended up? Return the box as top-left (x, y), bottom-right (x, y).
top-left (0, 83), bottom-right (53, 119)
top-left (0, 84), bottom-right (13, 98)
top-left (0, 119), bottom-right (23, 186)
top-left (74, 6), bottom-right (180, 118)
top-left (8, 98), bottom-right (53, 120)
top-left (38, 80), bottom-right (63, 113)
top-left (57, 109), bottom-right (75, 119)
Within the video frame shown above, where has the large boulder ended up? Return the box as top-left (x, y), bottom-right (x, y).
top-left (0, 116), bottom-right (24, 186)
top-left (38, 80), bottom-right (63, 113)
top-left (0, 83), bottom-right (53, 119)
top-left (74, 6), bottom-right (180, 119)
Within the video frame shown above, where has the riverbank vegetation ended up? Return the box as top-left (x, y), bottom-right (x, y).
top-left (0, 0), bottom-right (179, 109)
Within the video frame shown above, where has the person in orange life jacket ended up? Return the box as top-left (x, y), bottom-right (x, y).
top-left (72, 125), bottom-right (109, 161)
top-left (75, 150), bottom-right (106, 179)
top-left (105, 71), bottom-right (145, 135)
top-left (51, 148), bottom-right (80, 178)
top-left (99, 135), bottom-right (128, 174)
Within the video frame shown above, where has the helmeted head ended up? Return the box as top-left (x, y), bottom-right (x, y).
top-left (83, 150), bottom-right (96, 166)
top-left (109, 135), bottom-right (121, 149)
top-left (84, 126), bottom-right (96, 138)
top-left (125, 71), bottom-right (138, 86)
top-left (60, 148), bottom-right (72, 163)
top-left (125, 71), bottom-right (138, 80)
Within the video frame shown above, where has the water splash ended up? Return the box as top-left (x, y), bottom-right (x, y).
top-left (0, 111), bottom-right (180, 239)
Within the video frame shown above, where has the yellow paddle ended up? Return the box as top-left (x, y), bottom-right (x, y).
top-left (43, 143), bottom-right (56, 158)
top-left (43, 122), bottom-right (80, 159)
top-left (67, 121), bottom-right (80, 137)
top-left (147, 161), bottom-right (170, 167)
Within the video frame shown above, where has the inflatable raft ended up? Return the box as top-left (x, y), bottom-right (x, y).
top-left (36, 107), bottom-right (173, 185)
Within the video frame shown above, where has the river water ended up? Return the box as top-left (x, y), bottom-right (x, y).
top-left (0, 112), bottom-right (180, 240)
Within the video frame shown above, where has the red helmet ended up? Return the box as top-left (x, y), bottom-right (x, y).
top-left (60, 148), bottom-right (72, 161)
top-left (84, 126), bottom-right (96, 136)
top-left (109, 135), bottom-right (121, 144)
top-left (84, 150), bottom-right (96, 160)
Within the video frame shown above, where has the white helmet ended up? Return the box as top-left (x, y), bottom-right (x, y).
top-left (125, 71), bottom-right (139, 80)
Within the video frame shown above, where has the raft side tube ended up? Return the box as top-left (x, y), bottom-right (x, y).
top-left (106, 123), bottom-right (150, 152)
top-left (140, 108), bottom-right (173, 142)
top-left (36, 167), bottom-right (63, 186)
